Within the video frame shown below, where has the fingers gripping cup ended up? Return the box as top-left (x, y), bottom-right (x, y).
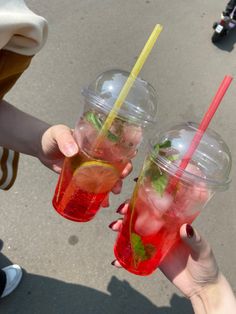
top-left (114, 122), bottom-right (231, 276)
top-left (52, 69), bottom-right (158, 222)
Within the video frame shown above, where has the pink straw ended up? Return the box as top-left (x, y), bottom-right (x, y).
top-left (167, 75), bottom-right (233, 193)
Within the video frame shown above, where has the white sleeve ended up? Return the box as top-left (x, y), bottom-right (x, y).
top-left (0, 0), bottom-right (48, 56)
top-left (0, 147), bottom-right (19, 190)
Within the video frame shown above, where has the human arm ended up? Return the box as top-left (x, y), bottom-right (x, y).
top-left (161, 224), bottom-right (236, 314)
top-left (0, 99), bottom-right (78, 172)
top-left (0, 99), bottom-right (132, 193)
top-left (190, 273), bottom-right (236, 314)
top-left (0, 99), bottom-right (51, 156)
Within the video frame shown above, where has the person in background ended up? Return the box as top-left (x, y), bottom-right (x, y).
top-left (222, 0), bottom-right (236, 20)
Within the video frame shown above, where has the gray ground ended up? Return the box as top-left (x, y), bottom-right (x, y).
top-left (1, 0), bottom-right (236, 313)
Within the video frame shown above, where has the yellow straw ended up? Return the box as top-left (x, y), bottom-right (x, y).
top-left (97, 24), bottom-right (163, 142)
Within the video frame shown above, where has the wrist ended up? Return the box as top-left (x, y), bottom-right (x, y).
top-left (190, 273), bottom-right (236, 314)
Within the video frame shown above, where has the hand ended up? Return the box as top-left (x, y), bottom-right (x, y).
top-left (39, 124), bottom-right (79, 173)
top-left (39, 125), bottom-right (133, 200)
top-left (110, 202), bottom-right (219, 298)
top-left (158, 224), bottom-right (219, 298)
top-left (101, 162), bottom-right (133, 208)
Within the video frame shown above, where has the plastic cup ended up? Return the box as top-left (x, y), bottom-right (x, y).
top-left (114, 121), bottom-right (232, 276)
top-left (52, 69), bottom-right (158, 222)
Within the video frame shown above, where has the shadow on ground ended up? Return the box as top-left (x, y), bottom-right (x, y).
top-left (211, 26), bottom-right (236, 52)
top-left (0, 242), bottom-right (193, 314)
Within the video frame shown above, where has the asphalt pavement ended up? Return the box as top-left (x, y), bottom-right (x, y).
top-left (0, 0), bottom-right (236, 313)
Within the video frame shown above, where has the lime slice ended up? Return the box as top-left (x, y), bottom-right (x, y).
top-left (73, 160), bottom-right (119, 194)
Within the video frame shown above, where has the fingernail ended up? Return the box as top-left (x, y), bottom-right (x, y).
top-left (186, 224), bottom-right (194, 238)
top-left (108, 221), bottom-right (117, 229)
top-left (116, 202), bottom-right (126, 213)
top-left (133, 177), bottom-right (138, 182)
top-left (111, 260), bottom-right (116, 266)
top-left (65, 144), bottom-right (78, 157)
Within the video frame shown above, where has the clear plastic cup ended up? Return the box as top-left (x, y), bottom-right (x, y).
top-left (114, 121), bottom-right (232, 275)
top-left (52, 69), bottom-right (158, 222)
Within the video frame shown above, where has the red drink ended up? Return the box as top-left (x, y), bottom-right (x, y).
top-left (52, 111), bottom-right (142, 222)
top-left (53, 151), bottom-right (122, 222)
top-left (114, 139), bottom-right (210, 275)
top-left (114, 122), bottom-right (231, 276)
top-left (114, 178), bottom-right (202, 275)
top-left (52, 69), bottom-right (158, 222)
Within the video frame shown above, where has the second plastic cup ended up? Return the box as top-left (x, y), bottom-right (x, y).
top-left (114, 122), bottom-right (232, 275)
top-left (52, 69), bottom-right (158, 222)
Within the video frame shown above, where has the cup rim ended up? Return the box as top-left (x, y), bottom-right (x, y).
top-left (149, 142), bottom-right (231, 191)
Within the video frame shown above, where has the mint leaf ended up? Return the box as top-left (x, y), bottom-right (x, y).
top-left (107, 132), bottom-right (118, 142)
top-left (153, 140), bottom-right (172, 155)
top-left (131, 233), bottom-right (156, 264)
top-left (145, 244), bottom-right (157, 257)
top-left (153, 143), bottom-right (160, 154)
top-left (153, 139), bottom-right (179, 162)
top-left (85, 112), bottom-right (102, 130)
top-left (152, 173), bottom-right (168, 196)
top-left (85, 112), bottom-right (119, 142)
top-left (151, 140), bottom-right (172, 196)
top-left (131, 233), bottom-right (147, 261)
top-left (167, 154), bottom-right (179, 162)
top-left (159, 140), bottom-right (171, 149)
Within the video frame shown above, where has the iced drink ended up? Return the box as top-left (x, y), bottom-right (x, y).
top-left (53, 111), bottom-right (142, 221)
top-left (52, 69), bottom-right (157, 222)
top-left (114, 122), bottom-right (231, 275)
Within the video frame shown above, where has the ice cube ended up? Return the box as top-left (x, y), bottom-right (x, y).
top-left (134, 208), bottom-right (165, 237)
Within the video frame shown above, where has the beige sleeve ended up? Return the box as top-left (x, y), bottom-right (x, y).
top-left (0, 0), bottom-right (48, 55)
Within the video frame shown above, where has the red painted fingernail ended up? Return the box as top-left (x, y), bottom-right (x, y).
top-left (133, 177), bottom-right (138, 182)
top-left (116, 203), bottom-right (126, 213)
top-left (111, 260), bottom-right (116, 266)
top-left (186, 224), bottom-right (194, 238)
top-left (108, 221), bottom-right (117, 229)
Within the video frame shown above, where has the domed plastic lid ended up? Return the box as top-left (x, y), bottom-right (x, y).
top-left (151, 122), bottom-right (232, 190)
top-left (82, 69), bottom-right (158, 126)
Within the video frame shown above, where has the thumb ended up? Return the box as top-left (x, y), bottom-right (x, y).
top-left (51, 125), bottom-right (79, 157)
top-left (180, 224), bottom-right (212, 261)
